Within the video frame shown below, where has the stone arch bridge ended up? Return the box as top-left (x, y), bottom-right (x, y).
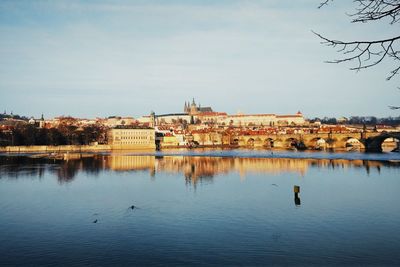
top-left (235, 132), bottom-right (400, 152)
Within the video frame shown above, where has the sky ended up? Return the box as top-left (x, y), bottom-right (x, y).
top-left (0, 0), bottom-right (399, 119)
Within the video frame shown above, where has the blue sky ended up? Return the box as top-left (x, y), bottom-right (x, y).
top-left (0, 0), bottom-right (398, 119)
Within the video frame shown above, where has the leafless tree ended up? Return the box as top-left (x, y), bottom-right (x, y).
top-left (316, 0), bottom-right (400, 108)
top-left (316, 0), bottom-right (400, 80)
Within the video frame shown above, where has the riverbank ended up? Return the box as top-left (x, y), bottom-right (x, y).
top-left (1, 143), bottom-right (396, 154)
top-left (0, 145), bottom-right (111, 153)
top-left (0, 144), bottom-right (363, 154)
top-left (1, 147), bottom-right (400, 162)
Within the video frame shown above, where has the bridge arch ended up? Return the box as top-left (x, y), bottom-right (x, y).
top-left (247, 138), bottom-right (255, 147)
top-left (284, 137), bottom-right (299, 149)
top-left (263, 138), bottom-right (274, 148)
top-left (307, 137), bottom-right (327, 150)
top-left (272, 138), bottom-right (284, 148)
top-left (381, 137), bottom-right (400, 152)
top-left (231, 138), bottom-right (239, 145)
top-left (365, 133), bottom-right (400, 152)
top-left (342, 137), bottom-right (365, 151)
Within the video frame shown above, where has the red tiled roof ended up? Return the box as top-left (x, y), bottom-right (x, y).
top-left (276, 114), bottom-right (303, 118)
top-left (197, 112), bottom-right (227, 116)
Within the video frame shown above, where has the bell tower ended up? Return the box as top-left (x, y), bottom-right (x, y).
top-left (190, 98), bottom-right (198, 115)
top-left (150, 111), bottom-right (156, 128)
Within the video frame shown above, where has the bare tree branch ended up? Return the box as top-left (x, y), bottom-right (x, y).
top-left (318, 0), bottom-right (332, 9)
top-left (316, 1), bottom-right (400, 81)
top-left (350, 0), bottom-right (400, 24)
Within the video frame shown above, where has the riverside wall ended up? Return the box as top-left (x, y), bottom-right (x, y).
top-left (0, 145), bottom-right (112, 153)
top-left (0, 144), bottom-right (161, 153)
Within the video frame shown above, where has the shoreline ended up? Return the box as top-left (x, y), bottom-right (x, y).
top-left (0, 145), bottom-right (112, 153)
top-left (0, 144), bottom-right (353, 154)
top-left (0, 143), bottom-right (397, 157)
top-left (1, 147), bottom-right (399, 163)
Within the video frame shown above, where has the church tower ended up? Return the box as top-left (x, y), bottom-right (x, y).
top-left (190, 98), bottom-right (198, 115)
top-left (150, 111), bottom-right (156, 128)
top-left (39, 114), bottom-right (45, 128)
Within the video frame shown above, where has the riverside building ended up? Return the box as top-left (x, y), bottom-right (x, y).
top-left (107, 126), bottom-right (156, 150)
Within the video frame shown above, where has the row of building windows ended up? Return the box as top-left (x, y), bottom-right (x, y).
top-left (116, 131), bottom-right (151, 135)
top-left (117, 136), bottom-right (148, 140)
top-left (115, 141), bottom-right (150, 145)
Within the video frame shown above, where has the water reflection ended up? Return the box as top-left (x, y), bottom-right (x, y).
top-left (1, 154), bottom-right (399, 185)
top-left (108, 155), bottom-right (155, 171)
top-left (1, 154), bottom-right (400, 266)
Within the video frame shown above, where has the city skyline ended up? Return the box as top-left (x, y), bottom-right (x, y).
top-left (1, 0), bottom-right (399, 118)
top-left (1, 102), bottom-right (398, 120)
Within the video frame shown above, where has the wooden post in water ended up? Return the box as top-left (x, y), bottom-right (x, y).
top-left (294, 185), bottom-right (301, 206)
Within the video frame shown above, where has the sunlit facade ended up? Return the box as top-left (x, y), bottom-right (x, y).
top-left (107, 128), bottom-right (156, 150)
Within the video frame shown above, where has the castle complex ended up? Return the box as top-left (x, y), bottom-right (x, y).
top-left (183, 98), bottom-right (306, 126)
top-left (138, 98), bottom-right (306, 127)
top-left (184, 98), bottom-right (213, 115)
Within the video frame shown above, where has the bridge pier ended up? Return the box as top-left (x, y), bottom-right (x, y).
top-left (365, 144), bottom-right (382, 153)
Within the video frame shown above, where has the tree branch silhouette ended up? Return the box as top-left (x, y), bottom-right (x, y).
top-left (315, 0), bottom-right (400, 81)
top-left (318, 0), bottom-right (331, 9)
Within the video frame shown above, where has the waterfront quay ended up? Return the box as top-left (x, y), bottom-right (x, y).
top-left (1, 130), bottom-right (399, 153)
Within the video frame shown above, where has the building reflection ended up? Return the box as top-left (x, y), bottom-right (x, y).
top-left (0, 154), bottom-right (399, 184)
top-left (156, 157), bottom-right (310, 186)
top-left (106, 154), bottom-right (155, 172)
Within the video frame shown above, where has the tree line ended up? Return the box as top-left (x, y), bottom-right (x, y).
top-left (310, 116), bottom-right (400, 125)
top-left (0, 124), bottom-right (107, 146)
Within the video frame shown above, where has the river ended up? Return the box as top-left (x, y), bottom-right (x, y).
top-left (0, 150), bottom-right (400, 266)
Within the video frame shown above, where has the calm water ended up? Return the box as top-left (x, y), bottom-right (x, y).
top-left (1, 151), bottom-right (400, 266)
